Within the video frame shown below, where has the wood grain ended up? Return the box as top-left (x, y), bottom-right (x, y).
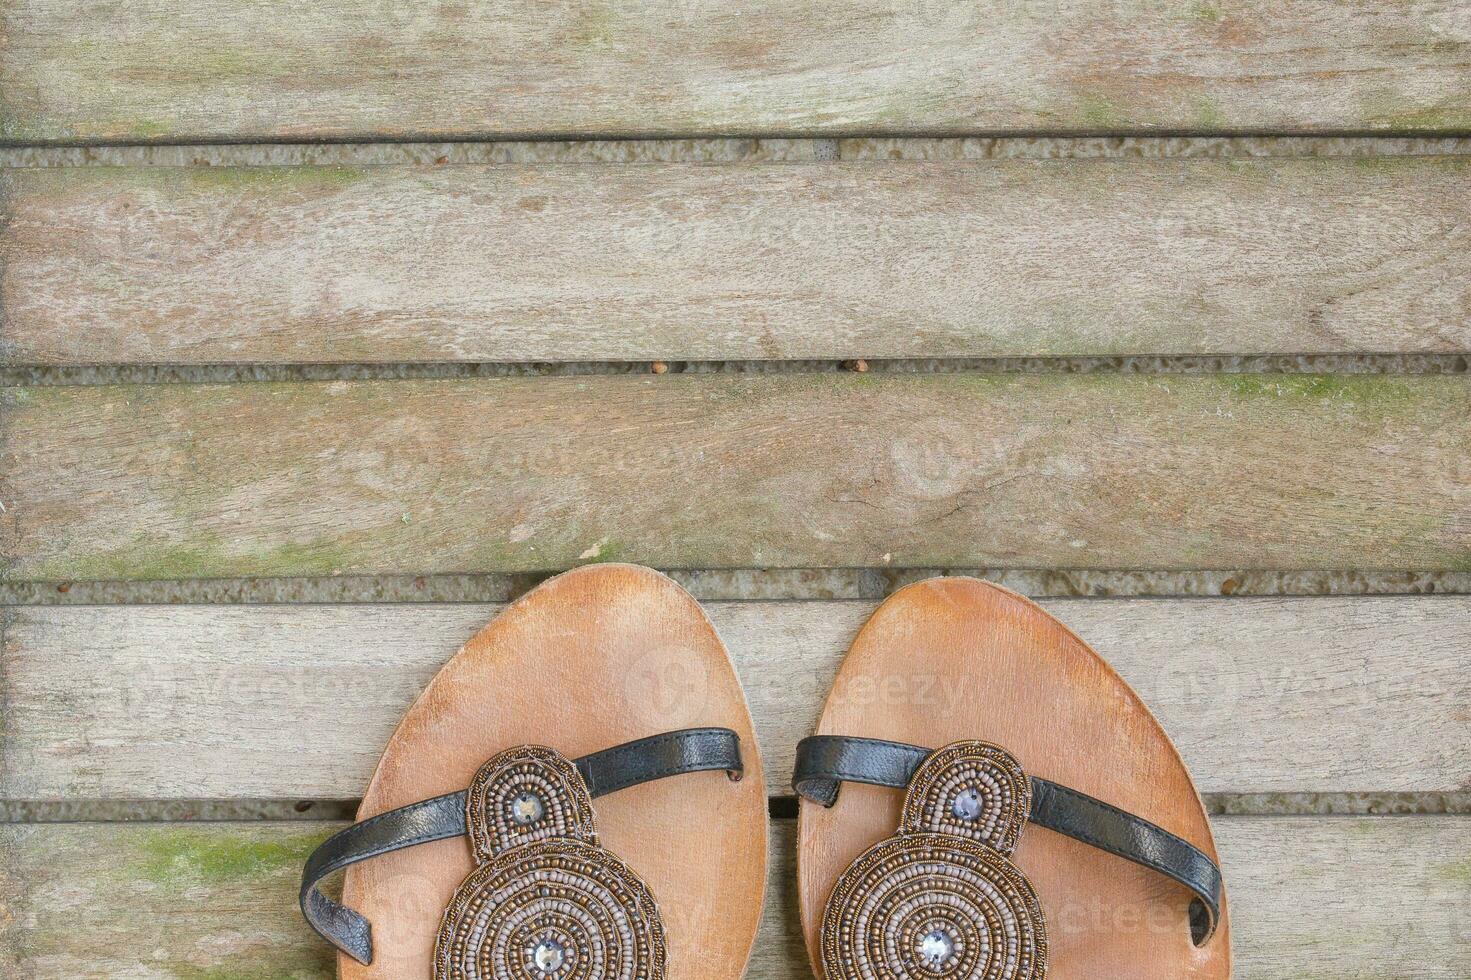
top-left (2, 375), bottom-right (1467, 580)
top-left (2, 597), bottom-right (1466, 800)
top-left (2, 818), bottom-right (1467, 978)
top-left (2, 160), bottom-right (1469, 363)
top-left (2, 0), bottom-right (1469, 143)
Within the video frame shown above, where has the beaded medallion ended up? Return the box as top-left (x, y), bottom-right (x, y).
top-left (820, 741), bottom-right (1047, 979)
top-left (433, 746), bottom-right (666, 980)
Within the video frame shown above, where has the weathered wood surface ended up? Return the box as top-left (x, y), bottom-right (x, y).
top-left (2, 375), bottom-right (1467, 579)
top-left (2, 597), bottom-right (1466, 800)
top-left (3, 160), bottom-right (1470, 363)
top-left (2, 818), bottom-right (1467, 977)
top-left (2, 0), bottom-right (1469, 143)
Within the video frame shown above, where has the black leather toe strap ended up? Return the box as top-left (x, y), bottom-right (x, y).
top-left (302, 727), bottom-right (742, 964)
top-left (575, 727), bottom-right (742, 797)
top-left (793, 735), bottom-right (1223, 944)
top-left (792, 734), bottom-right (929, 805)
top-left (301, 789), bottom-right (466, 964)
top-left (1027, 779), bottom-right (1223, 943)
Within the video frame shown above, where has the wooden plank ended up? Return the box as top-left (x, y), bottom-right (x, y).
top-left (2, 0), bottom-right (1469, 143)
top-left (2, 160), bottom-right (1469, 364)
top-left (2, 597), bottom-right (1467, 800)
top-left (1, 375), bottom-right (1467, 579)
top-left (2, 818), bottom-right (1467, 977)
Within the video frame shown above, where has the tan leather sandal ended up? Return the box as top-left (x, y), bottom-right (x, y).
top-left (793, 577), bottom-right (1230, 978)
top-left (300, 564), bottom-right (768, 980)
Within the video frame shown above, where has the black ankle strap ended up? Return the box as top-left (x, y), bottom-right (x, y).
top-left (793, 735), bottom-right (1222, 944)
top-left (302, 727), bottom-right (743, 964)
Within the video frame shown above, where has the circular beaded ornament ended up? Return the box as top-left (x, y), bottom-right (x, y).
top-left (820, 741), bottom-right (1047, 980)
top-left (433, 746), bottom-right (666, 980)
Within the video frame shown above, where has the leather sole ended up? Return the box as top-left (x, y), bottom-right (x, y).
top-left (796, 577), bottom-right (1232, 978)
top-left (340, 563), bottom-right (768, 979)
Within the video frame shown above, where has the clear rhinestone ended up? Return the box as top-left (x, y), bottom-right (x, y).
top-left (951, 787), bottom-right (984, 822)
top-left (918, 928), bottom-right (955, 968)
top-left (511, 791), bottom-right (545, 825)
top-left (532, 937), bottom-right (565, 973)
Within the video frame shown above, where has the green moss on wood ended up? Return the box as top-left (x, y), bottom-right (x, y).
top-left (564, 3), bottom-right (620, 50)
top-left (574, 536), bottom-right (625, 563)
top-left (182, 166), bottom-right (367, 190)
top-left (0, 103), bottom-right (54, 143)
top-left (1382, 104), bottom-right (1471, 132)
top-left (80, 513), bottom-right (645, 583)
top-left (1435, 854), bottom-right (1471, 885)
top-left (1077, 95), bottom-right (1128, 129)
top-left (61, 542), bottom-right (235, 582)
top-left (1217, 374), bottom-right (1430, 411)
top-left (1360, 85), bottom-right (1471, 132)
top-left (1190, 95), bottom-right (1227, 129)
top-left (18, 165), bottom-right (369, 197)
top-left (168, 953), bottom-right (332, 980)
top-left (32, 532), bottom-right (384, 582)
top-left (132, 827), bottom-right (328, 885)
top-left (127, 119), bottom-right (175, 139)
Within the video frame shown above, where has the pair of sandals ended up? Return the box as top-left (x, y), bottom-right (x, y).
top-left (301, 564), bottom-right (1230, 978)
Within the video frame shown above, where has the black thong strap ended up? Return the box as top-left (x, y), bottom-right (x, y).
top-left (301, 727), bottom-right (742, 964)
top-left (792, 734), bottom-right (1222, 944)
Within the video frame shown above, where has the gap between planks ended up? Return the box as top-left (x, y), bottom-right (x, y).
top-left (4, 355), bottom-right (1470, 389)
top-left (5, 568), bottom-right (1471, 606)
top-left (4, 136), bottom-right (1471, 168)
